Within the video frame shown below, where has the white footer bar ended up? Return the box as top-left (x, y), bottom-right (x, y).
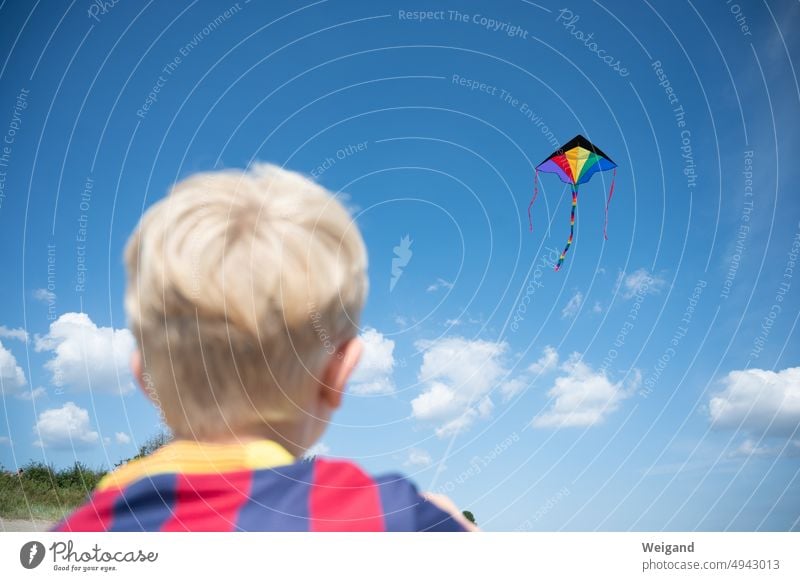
top-left (1, 532), bottom-right (797, 580)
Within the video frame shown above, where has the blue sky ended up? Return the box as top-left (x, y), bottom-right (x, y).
top-left (0, 0), bottom-right (798, 531)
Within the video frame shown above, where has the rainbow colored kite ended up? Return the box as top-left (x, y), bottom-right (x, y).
top-left (528, 135), bottom-right (617, 271)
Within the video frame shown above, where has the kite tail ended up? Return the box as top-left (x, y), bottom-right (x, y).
top-left (603, 168), bottom-right (616, 241)
top-left (528, 169), bottom-right (539, 232)
top-left (555, 189), bottom-right (578, 272)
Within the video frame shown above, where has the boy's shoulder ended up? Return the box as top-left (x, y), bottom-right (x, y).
top-left (295, 458), bottom-right (463, 532)
top-left (54, 442), bottom-right (465, 532)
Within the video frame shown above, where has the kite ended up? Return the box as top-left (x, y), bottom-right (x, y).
top-left (528, 135), bottom-right (617, 271)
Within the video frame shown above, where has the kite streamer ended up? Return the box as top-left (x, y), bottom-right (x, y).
top-left (603, 168), bottom-right (616, 241)
top-left (555, 189), bottom-right (578, 271)
top-left (528, 169), bottom-right (539, 232)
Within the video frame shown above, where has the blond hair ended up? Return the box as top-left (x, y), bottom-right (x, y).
top-left (124, 164), bottom-right (367, 440)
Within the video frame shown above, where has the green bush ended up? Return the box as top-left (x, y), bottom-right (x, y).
top-left (114, 430), bottom-right (172, 467)
top-left (1, 431), bottom-right (171, 521)
top-left (0, 461), bottom-right (107, 521)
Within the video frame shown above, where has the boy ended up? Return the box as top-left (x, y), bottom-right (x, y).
top-left (55, 164), bottom-right (474, 532)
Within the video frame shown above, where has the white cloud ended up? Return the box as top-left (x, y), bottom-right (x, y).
top-left (436, 411), bottom-right (480, 437)
top-left (405, 448), bottom-right (433, 467)
top-left (350, 328), bottom-right (396, 394)
top-left (34, 288), bottom-right (56, 303)
top-left (0, 340), bottom-right (27, 393)
top-left (0, 325), bottom-right (28, 342)
top-left (412, 382), bottom-right (459, 421)
top-left (0, 344), bottom-right (45, 401)
top-left (411, 337), bottom-right (509, 436)
top-left (303, 441), bottom-right (330, 459)
top-left (477, 394), bottom-right (494, 417)
top-left (34, 312), bottom-right (136, 394)
top-left (33, 402), bottom-right (99, 449)
top-left (616, 268), bottom-right (666, 300)
top-left (499, 377), bottom-right (529, 400)
top-left (592, 301), bottom-right (603, 314)
top-left (18, 386), bottom-right (46, 401)
top-left (114, 431), bottom-right (131, 445)
top-left (529, 346), bottom-right (559, 375)
top-left (427, 278), bottom-right (454, 293)
top-left (561, 292), bottom-right (584, 318)
top-left (533, 354), bottom-right (638, 429)
top-left (500, 346), bottom-right (557, 401)
top-left (445, 315), bottom-right (481, 327)
top-left (732, 438), bottom-right (800, 458)
top-left (736, 439), bottom-right (771, 457)
top-left (709, 367), bottom-right (800, 438)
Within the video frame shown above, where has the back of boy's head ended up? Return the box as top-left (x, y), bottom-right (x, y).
top-left (124, 164), bottom-right (368, 441)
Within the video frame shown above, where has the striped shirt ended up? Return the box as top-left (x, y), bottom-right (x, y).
top-left (53, 440), bottom-right (465, 532)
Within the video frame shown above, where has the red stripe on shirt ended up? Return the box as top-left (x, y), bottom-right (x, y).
top-left (55, 488), bottom-right (120, 532)
top-left (160, 470), bottom-right (253, 531)
top-left (309, 460), bottom-right (385, 532)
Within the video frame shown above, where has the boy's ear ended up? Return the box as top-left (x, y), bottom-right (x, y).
top-left (320, 337), bottom-right (363, 409)
top-left (130, 349), bottom-right (148, 397)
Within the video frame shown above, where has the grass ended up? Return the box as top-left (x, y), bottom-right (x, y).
top-left (0, 461), bottom-right (107, 522)
top-left (0, 432), bottom-right (171, 522)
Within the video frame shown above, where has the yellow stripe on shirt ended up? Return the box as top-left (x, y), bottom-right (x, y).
top-left (97, 439), bottom-right (296, 491)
